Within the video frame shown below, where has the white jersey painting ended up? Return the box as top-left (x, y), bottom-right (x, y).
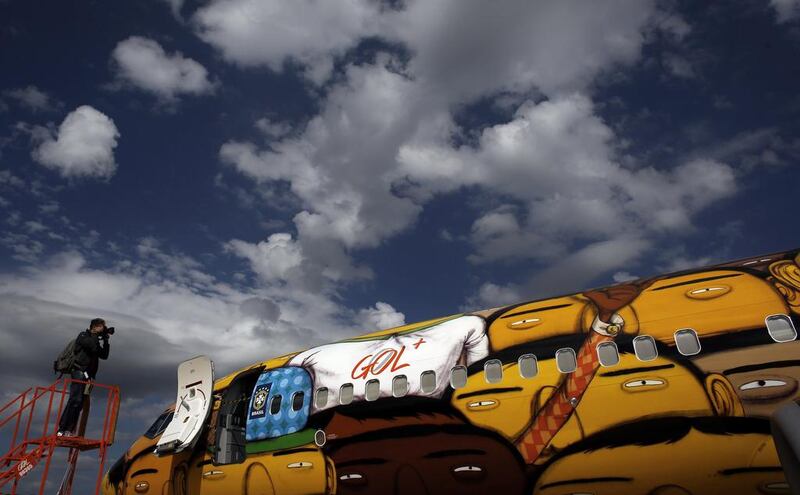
top-left (288, 315), bottom-right (489, 413)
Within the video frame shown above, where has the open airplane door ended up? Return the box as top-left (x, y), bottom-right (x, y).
top-left (155, 356), bottom-right (214, 456)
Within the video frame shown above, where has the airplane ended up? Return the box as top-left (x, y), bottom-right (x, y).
top-left (102, 248), bottom-right (800, 495)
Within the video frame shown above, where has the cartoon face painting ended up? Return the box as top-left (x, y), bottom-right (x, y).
top-left (324, 405), bottom-right (529, 495)
top-left (533, 417), bottom-right (787, 495)
top-left (631, 270), bottom-right (789, 339)
top-left (695, 340), bottom-right (800, 417)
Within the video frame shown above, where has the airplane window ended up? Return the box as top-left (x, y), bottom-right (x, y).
top-left (365, 379), bottom-right (380, 401)
top-left (143, 411), bottom-right (173, 439)
top-left (450, 365), bottom-right (467, 389)
top-left (766, 314), bottom-right (798, 343)
top-left (392, 375), bottom-right (408, 397)
top-left (633, 335), bottom-right (658, 361)
top-left (339, 384), bottom-right (354, 405)
top-left (675, 328), bottom-right (701, 356)
top-left (518, 354), bottom-right (538, 378)
top-left (484, 359), bottom-right (503, 383)
top-left (269, 395), bottom-right (282, 415)
top-left (314, 388), bottom-right (328, 409)
top-left (420, 371), bottom-right (436, 394)
top-left (597, 341), bottom-right (620, 367)
top-left (555, 348), bottom-right (577, 373)
top-left (291, 391), bottom-right (305, 412)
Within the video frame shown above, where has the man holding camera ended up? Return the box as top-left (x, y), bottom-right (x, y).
top-left (57, 318), bottom-right (112, 437)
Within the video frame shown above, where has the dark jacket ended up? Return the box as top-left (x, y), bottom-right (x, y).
top-left (73, 330), bottom-right (110, 379)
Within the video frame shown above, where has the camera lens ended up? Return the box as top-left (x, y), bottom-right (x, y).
top-left (106, 327), bottom-right (115, 335)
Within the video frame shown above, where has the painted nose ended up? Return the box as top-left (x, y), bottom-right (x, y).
top-left (393, 464), bottom-right (429, 495)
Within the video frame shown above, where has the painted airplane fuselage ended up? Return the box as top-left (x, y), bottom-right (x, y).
top-left (104, 249), bottom-right (800, 495)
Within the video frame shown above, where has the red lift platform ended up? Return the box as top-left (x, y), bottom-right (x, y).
top-left (0, 378), bottom-right (120, 495)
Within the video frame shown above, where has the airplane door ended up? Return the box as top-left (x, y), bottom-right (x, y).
top-left (156, 356), bottom-right (214, 456)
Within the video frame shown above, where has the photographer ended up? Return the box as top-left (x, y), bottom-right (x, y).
top-left (57, 318), bottom-right (112, 437)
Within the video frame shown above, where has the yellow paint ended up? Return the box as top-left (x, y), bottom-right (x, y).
top-left (534, 428), bottom-right (785, 495)
top-left (631, 270), bottom-right (789, 340)
top-left (488, 295), bottom-right (588, 351)
top-left (187, 443), bottom-right (332, 495)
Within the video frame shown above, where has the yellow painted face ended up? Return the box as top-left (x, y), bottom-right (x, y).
top-left (451, 359), bottom-right (563, 440)
top-left (534, 426), bottom-right (787, 495)
top-left (555, 354), bottom-right (740, 452)
top-left (694, 341), bottom-right (800, 418)
top-left (631, 270), bottom-right (788, 340)
top-left (260, 446), bottom-right (334, 495)
top-left (487, 296), bottom-right (589, 351)
top-left (123, 447), bottom-right (189, 495)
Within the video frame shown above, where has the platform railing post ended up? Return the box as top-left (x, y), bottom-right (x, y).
top-left (9, 391), bottom-right (26, 456)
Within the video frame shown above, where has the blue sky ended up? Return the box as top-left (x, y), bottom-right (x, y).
top-left (1, 0), bottom-right (799, 487)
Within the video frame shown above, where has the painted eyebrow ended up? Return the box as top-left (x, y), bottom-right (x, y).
top-left (455, 387), bottom-right (523, 400)
top-left (539, 477), bottom-right (633, 489)
top-left (130, 469), bottom-right (158, 478)
top-left (599, 364), bottom-right (675, 377)
top-left (718, 466), bottom-right (784, 476)
top-left (500, 303), bottom-right (574, 319)
top-left (272, 447), bottom-right (319, 457)
top-left (335, 458), bottom-right (389, 468)
top-left (424, 449), bottom-right (486, 459)
top-left (723, 360), bottom-right (800, 375)
top-left (650, 273), bottom-right (742, 291)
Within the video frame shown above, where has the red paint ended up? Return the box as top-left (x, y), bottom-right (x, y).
top-left (351, 346), bottom-right (411, 380)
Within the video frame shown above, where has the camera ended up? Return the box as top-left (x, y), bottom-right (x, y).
top-left (103, 326), bottom-right (115, 336)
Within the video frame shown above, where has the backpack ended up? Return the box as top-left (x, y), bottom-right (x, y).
top-left (54, 338), bottom-right (78, 375)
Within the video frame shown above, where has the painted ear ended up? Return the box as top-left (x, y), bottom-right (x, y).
top-left (704, 373), bottom-right (744, 417)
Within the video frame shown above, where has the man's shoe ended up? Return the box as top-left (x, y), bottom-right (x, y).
top-left (56, 431), bottom-right (73, 437)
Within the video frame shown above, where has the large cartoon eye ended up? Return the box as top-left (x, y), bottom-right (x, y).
top-left (467, 400), bottom-right (498, 410)
top-left (685, 285), bottom-right (731, 300)
top-left (452, 465), bottom-right (485, 481)
top-left (339, 473), bottom-right (366, 486)
top-left (508, 318), bottom-right (542, 330)
top-left (622, 378), bottom-right (666, 392)
top-left (453, 466), bottom-right (482, 472)
top-left (740, 380), bottom-right (787, 391)
top-left (736, 376), bottom-right (797, 402)
top-left (287, 461), bottom-right (313, 469)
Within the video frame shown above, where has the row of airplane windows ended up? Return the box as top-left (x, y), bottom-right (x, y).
top-left (261, 314), bottom-right (798, 414)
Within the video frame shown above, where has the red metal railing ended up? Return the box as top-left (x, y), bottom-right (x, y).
top-left (0, 378), bottom-right (120, 495)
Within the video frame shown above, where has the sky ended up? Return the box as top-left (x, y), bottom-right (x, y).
top-left (1, 0), bottom-right (800, 489)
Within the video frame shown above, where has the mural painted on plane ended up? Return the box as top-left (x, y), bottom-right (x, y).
top-left (102, 249), bottom-right (800, 495)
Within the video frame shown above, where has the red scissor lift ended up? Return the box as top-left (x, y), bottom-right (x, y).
top-left (0, 378), bottom-right (120, 495)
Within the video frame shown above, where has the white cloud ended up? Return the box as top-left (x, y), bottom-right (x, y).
top-left (225, 233), bottom-right (304, 283)
top-left (771, 0), bottom-right (800, 22)
top-left (31, 105), bottom-right (120, 179)
top-left (356, 302), bottom-right (406, 330)
top-left (255, 118), bottom-right (292, 139)
top-left (4, 85), bottom-right (59, 112)
top-left (194, 0), bottom-right (383, 83)
top-left (209, 0), bottom-right (748, 308)
top-left (111, 36), bottom-right (215, 101)
top-left (663, 53), bottom-right (694, 78)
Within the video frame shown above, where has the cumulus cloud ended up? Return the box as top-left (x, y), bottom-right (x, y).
top-left (770, 0), bottom-right (800, 22)
top-left (356, 302), bottom-right (406, 330)
top-left (194, 0), bottom-right (383, 83)
top-left (208, 0), bottom-right (745, 310)
top-left (111, 36), bottom-right (215, 102)
top-left (31, 105), bottom-right (120, 179)
top-left (225, 233), bottom-right (304, 284)
top-left (3, 85), bottom-right (59, 112)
